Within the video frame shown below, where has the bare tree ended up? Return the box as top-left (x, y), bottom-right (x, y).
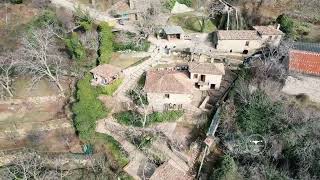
top-left (79, 30), bottom-right (99, 51)
top-left (135, 3), bottom-right (161, 45)
top-left (2, 150), bottom-right (70, 179)
top-left (18, 26), bottom-right (66, 92)
top-left (0, 52), bottom-right (18, 97)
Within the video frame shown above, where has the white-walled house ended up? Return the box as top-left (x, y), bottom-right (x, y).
top-left (189, 62), bottom-right (225, 90)
top-left (90, 64), bottom-right (122, 86)
top-left (213, 25), bottom-right (284, 54)
top-left (144, 70), bottom-right (194, 112)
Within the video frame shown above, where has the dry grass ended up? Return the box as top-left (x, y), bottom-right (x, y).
top-left (109, 53), bottom-right (143, 69)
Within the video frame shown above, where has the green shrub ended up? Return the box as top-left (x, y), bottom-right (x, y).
top-left (72, 74), bottom-right (108, 141)
top-left (164, 0), bottom-right (176, 10)
top-left (65, 32), bottom-right (86, 61)
top-left (212, 155), bottom-right (240, 180)
top-left (114, 111), bottom-right (142, 127)
top-left (236, 90), bottom-right (284, 135)
top-left (178, 0), bottom-right (192, 7)
top-left (95, 133), bottom-right (129, 167)
top-left (10, 0), bottom-right (23, 4)
top-left (148, 111), bottom-right (183, 124)
top-left (113, 41), bottom-right (150, 52)
top-left (29, 10), bottom-right (59, 28)
top-left (96, 78), bottom-right (123, 96)
top-left (98, 22), bottom-right (113, 64)
top-left (276, 14), bottom-right (294, 36)
top-left (114, 110), bottom-right (183, 127)
top-left (74, 6), bottom-right (93, 31)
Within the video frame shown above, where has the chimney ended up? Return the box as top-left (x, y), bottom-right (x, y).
top-left (129, 0), bottom-right (135, 9)
top-left (277, 24), bottom-right (281, 30)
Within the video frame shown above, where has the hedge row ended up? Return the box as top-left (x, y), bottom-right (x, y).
top-left (72, 73), bottom-right (108, 141)
top-left (98, 22), bottom-right (113, 64)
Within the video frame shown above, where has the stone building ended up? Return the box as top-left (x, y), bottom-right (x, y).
top-left (160, 26), bottom-right (185, 41)
top-left (189, 62), bottom-right (225, 90)
top-left (213, 25), bottom-right (284, 54)
top-left (144, 70), bottom-right (194, 112)
top-left (90, 64), bottom-right (122, 86)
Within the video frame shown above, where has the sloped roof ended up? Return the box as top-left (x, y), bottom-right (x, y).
top-left (289, 50), bottom-right (320, 75)
top-left (253, 26), bottom-right (284, 35)
top-left (149, 160), bottom-right (192, 180)
top-left (144, 70), bottom-right (193, 94)
top-left (90, 64), bottom-right (122, 78)
top-left (217, 30), bottom-right (260, 40)
top-left (189, 62), bottom-right (225, 75)
top-left (163, 26), bottom-right (184, 35)
top-left (293, 42), bottom-right (320, 53)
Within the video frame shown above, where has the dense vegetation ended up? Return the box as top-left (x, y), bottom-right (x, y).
top-left (98, 22), bottom-right (113, 64)
top-left (206, 65), bottom-right (320, 179)
top-left (97, 78), bottom-right (123, 96)
top-left (65, 32), bottom-right (86, 61)
top-left (72, 74), bottom-right (108, 141)
top-left (114, 110), bottom-right (183, 127)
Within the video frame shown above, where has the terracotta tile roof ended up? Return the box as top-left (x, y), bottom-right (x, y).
top-left (253, 26), bottom-right (284, 35)
top-left (217, 30), bottom-right (260, 40)
top-left (289, 50), bottom-right (320, 75)
top-left (149, 160), bottom-right (193, 180)
top-left (90, 64), bottom-right (122, 78)
top-left (144, 70), bottom-right (193, 94)
top-left (189, 62), bottom-right (225, 75)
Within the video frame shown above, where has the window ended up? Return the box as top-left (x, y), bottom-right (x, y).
top-left (165, 94), bottom-right (170, 98)
top-left (245, 41), bottom-right (250, 46)
top-left (193, 74), bottom-right (198, 79)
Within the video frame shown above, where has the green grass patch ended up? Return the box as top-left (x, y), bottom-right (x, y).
top-left (114, 110), bottom-right (183, 127)
top-left (98, 22), bottom-right (113, 64)
top-left (96, 78), bottom-right (123, 96)
top-left (95, 133), bottom-right (129, 168)
top-left (169, 13), bottom-right (216, 33)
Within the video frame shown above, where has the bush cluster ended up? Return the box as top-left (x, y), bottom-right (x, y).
top-left (74, 6), bottom-right (93, 31)
top-left (72, 73), bottom-right (108, 141)
top-left (98, 22), bottom-right (113, 64)
top-left (113, 41), bottom-right (150, 52)
top-left (65, 32), bottom-right (86, 61)
top-left (114, 110), bottom-right (183, 127)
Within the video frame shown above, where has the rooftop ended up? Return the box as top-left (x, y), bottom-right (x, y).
top-left (289, 50), bottom-right (320, 75)
top-left (217, 30), bottom-right (260, 40)
top-left (144, 70), bottom-right (193, 94)
top-left (90, 64), bottom-right (122, 78)
top-left (189, 62), bottom-right (225, 75)
top-left (253, 26), bottom-right (284, 35)
top-left (163, 26), bottom-right (184, 35)
top-left (293, 42), bottom-right (320, 53)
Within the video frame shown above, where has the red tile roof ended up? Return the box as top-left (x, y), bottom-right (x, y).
top-left (144, 70), bottom-right (193, 94)
top-left (289, 50), bottom-right (320, 75)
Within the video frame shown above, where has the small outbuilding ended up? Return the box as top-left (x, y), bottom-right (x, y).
top-left (189, 62), bottom-right (225, 90)
top-left (160, 26), bottom-right (185, 41)
top-left (90, 64), bottom-right (122, 86)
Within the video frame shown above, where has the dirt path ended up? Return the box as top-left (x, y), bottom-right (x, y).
top-left (114, 46), bottom-right (162, 102)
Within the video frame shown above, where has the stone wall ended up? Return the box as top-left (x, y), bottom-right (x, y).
top-left (147, 92), bottom-right (192, 112)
